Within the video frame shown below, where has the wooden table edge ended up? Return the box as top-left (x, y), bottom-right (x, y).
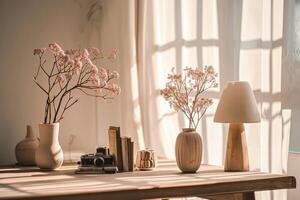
top-left (1, 175), bottom-right (295, 200)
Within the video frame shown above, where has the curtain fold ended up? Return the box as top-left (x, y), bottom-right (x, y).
top-left (118, 0), bottom-right (145, 152)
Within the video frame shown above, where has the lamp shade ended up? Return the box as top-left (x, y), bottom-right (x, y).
top-left (214, 81), bottom-right (260, 123)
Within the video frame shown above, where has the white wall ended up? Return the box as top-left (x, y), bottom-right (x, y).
top-left (282, 0), bottom-right (300, 199)
top-left (0, 0), bottom-right (120, 165)
top-left (288, 153), bottom-right (300, 199)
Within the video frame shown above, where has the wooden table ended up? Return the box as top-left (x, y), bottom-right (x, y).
top-left (0, 159), bottom-right (296, 200)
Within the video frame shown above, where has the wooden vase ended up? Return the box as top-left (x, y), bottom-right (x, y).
top-left (175, 128), bottom-right (202, 173)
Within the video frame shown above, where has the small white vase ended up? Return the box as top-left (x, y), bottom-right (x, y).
top-left (35, 123), bottom-right (63, 170)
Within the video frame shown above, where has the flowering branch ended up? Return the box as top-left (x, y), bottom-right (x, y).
top-left (160, 66), bottom-right (218, 129)
top-left (33, 43), bottom-right (121, 124)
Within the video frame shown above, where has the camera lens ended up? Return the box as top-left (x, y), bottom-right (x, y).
top-left (94, 157), bottom-right (105, 167)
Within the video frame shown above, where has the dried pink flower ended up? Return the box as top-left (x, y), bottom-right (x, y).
top-left (33, 48), bottom-right (46, 56)
top-left (65, 72), bottom-right (73, 81)
top-left (107, 48), bottom-right (118, 60)
top-left (82, 49), bottom-right (90, 59)
top-left (33, 43), bottom-right (120, 124)
top-left (57, 50), bottom-right (65, 58)
top-left (110, 70), bottom-right (120, 79)
top-left (107, 83), bottom-right (121, 95)
top-left (91, 65), bottom-right (98, 74)
top-left (49, 43), bottom-right (63, 54)
top-left (89, 47), bottom-right (101, 56)
top-left (62, 55), bottom-right (71, 63)
top-left (57, 74), bottom-right (65, 83)
top-left (160, 66), bottom-right (218, 129)
top-left (74, 59), bottom-right (82, 70)
top-left (98, 67), bottom-right (108, 79)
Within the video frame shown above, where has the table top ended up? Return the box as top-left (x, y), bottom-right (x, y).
top-left (0, 159), bottom-right (296, 200)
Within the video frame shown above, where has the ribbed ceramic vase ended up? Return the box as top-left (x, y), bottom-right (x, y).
top-left (35, 123), bottom-right (63, 170)
top-left (175, 128), bottom-right (202, 173)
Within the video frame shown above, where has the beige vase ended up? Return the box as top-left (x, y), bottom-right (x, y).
top-left (15, 125), bottom-right (39, 166)
top-left (175, 128), bottom-right (202, 173)
top-left (35, 123), bottom-right (63, 170)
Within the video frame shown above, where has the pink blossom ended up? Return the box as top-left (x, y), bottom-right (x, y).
top-left (186, 67), bottom-right (204, 80)
top-left (94, 78), bottom-right (101, 87)
top-left (86, 57), bottom-right (94, 66)
top-left (65, 72), bottom-right (73, 81)
top-left (74, 59), bottom-right (82, 70)
top-left (89, 47), bottom-right (101, 56)
top-left (57, 74), bottom-right (65, 83)
top-left (72, 67), bottom-right (80, 76)
top-left (49, 43), bottom-right (63, 54)
top-left (194, 98), bottom-right (213, 108)
top-left (107, 48), bottom-right (118, 60)
top-left (110, 70), bottom-right (120, 79)
top-left (100, 81), bottom-right (107, 87)
top-left (205, 65), bottom-right (216, 75)
top-left (33, 48), bottom-right (46, 56)
top-left (82, 49), bottom-right (90, 59)
top-left (91, 65), bottom-right (98, 74)
top-left (168, 73), bottom-right (181, 81)
top-left (58, 61), bottom-right (65, 68)
top-left (58, 50), bottom-right (65, 57)
top-left (65, 50), bottom-right (72, 55)
top-left (90, 74), bottom-right (101, 86)
top-left (107, 83), bottom-right (121, 95)
top-left (67, 59), bottom-right (74, 67)
top-left (160, 66), bottom-right (217, 129)
top-left (62, 55), bottom-right (71, 63)
top-left (98, 67), bottom-right (108, 79)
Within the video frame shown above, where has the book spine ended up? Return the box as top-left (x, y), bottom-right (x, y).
top-left (128, 140), bottom-right (134, 171)
top-left (108, 128), bottom-right (123, 172)
top-left (121, 137), bottom-right (129, 171)
top-left (116, 128), bottom-right (123, 172)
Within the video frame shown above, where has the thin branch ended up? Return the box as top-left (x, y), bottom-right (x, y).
top-left (53, 100), bottom-right (57, 113)
top-left (40, 64), bottom-right (50, 77)
top-left (195, 107), bottom-right (208, 129)
top-left (57, 92), bottom-right (76, 122)
top-left (78, 88), bottom-right (113, 99)
top-left (33, 78), bottom-right (48, 94)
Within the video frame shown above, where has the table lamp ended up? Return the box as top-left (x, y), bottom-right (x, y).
top-left (214, 81), bottom-right (260, 172)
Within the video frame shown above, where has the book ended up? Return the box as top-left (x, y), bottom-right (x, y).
top-left (121, 137), bottom-right (129, 172)
top-left (128, 140), bottom-right (134, 171)
top-left (121, 137), bottom-right (134, 172)
top-left (108, 126), bottom-right (123, 172)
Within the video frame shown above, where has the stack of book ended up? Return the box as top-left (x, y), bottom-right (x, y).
top-left (108, 126), bottom-right (134, 172)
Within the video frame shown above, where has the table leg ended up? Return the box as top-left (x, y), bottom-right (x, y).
top-left (203, 191), bottom-right (255, 200)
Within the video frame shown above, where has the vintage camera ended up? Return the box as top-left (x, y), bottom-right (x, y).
top-left (77, 147), bottom-right (118, 174)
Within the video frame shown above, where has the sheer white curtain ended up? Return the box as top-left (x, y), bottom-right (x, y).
top-left (100, 0), bottom-right (291, 199)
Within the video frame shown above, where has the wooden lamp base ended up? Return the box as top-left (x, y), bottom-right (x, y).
top-left (224, 123), bottom-right (249, 172)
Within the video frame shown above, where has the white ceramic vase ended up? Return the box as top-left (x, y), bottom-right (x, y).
top-left (175, 128), bottom-right (202, 173)
top-left (35, 123), bottom-right (63, 170)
